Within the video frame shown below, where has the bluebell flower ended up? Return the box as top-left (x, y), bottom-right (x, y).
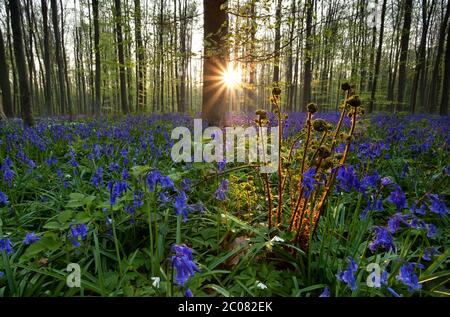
top-left (185, 288), bottom-right (193, 297)
top-left (108, 162), bottom-right (120, 172)
top-left (426, 223), bottom-right (437, 238)
top-left (133, 190), bottom-right (144, 208)
top-left (159, 175), bottom-right (175, 191)
top-left (174, 191), bottom-right (189, 221)
top-left (0, 238), bottom-right (13, 254)
top-left (217, 160), bottom-right (226, 172)
top-left (336, 165), bottom-right (360, 193)
top-left (427, 194), bottom-right (448, 217)
top-left (170, 244), bottom-right (201, 286)
top-left (159, 192), bottom-right (170, 203)
top-left (411, 203), bottom-right (426, 216)
top-left (422, 247), bottom-right (439, 261)
top-left (369, 227), bottom-right (395, 252)
top-left (69, 224), bottom-right (88, 247)
top-left (0, 190), bottom-right (9, 205)
top-left (1, 157), bottom-right (15, 187)
top-left (387, 213), bottom-right (406, 233)
top-left (215, 179), bottom-right (230, 201)
top-left (146, 169), bottom-right (162, 192)
top-left (108, 180), bottom-right (127, 205)
top-left (381, 177), bottom-right (393, 187)
top-left (121, 168), bottom-right (129, 181)
top-left (23, 232), bottom-right (40, 245)
top-left (92, 167), bottom-right (103, 188)
top-left (181, 178), bottom-right (191, 192)
top-left (45, 156), bottom-right (58, 167)
top-left (360, 171), bottom-right (380, 193)
top-left (337, 257), bottom-right (358, 291)
top-left (0, 271), bottom-right (4, 279)
top-left (302, 167), bottom-right (317, 198)
top-left (388, 185), bottom-right (407, 210)
top-left (396, 262), bottom-right (422, 292)
top-left (319, 286), bottom-right (330, 297)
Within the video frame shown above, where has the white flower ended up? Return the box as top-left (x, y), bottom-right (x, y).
top-left (256, 281), bottom-right (267, 290)
top-left (151, 277), bottom-right (160, 288)
top-left (270, 236), bottom-right (284, 243)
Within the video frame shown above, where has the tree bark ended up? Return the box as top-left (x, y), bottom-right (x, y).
top-left (440, 22), bottom-right (450, 115)
top-left (201, 0), bottom-right (229, 126)
top-left (396, 0), bottom-right (413, 112)
top-left (272, 0), bottom-right (282, 84)
top-left (114, 0), bottom-right (129, 114)
top-left (93, 0), bottom-right (101, 116)
top-left (428, 0), bottom-right (450, 113)
top-left (9, 0), bottom-right (34, 126)
top-left (0, 26), bottom-right (13, 118)
top-left (302, 0), bottom-right (314, 112)
top-left (369, 0), bottom-right (387, 113)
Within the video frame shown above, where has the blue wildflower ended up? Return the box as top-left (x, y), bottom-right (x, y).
top-left (319, 286), bottom-right (330, 297)
top-left (0, 190), bottom-right (9, 205)
top-left (108, 180), bottom-right (127, 205)
top-left (426, 223), bottom-right (437, 238)
top-left (422, 247), bottom-right (439, 261)
top-left (369, 227), bottom-right (395, 252)
top-left (133, 190), bottom-right (144, 208)
top-left (23, 232), bottom-right (40, 245)
top-left (381, 177), bottom-right (393, 187)
top-left (92, 167), bottom-right (103, 188)
top-left (0, 238), bottom-right (13, 254)
top-left (336, 165), bottom-right (360, 193)
top-left (302, 167), bottom-right (317, 198)
top-left (181, 178), bottom-right (191, 192)
top-left (69, 224), bottom-right (88, 247)
top-left (0, 271), bottom-right (4, 279)
top-left (174, 191), bottom-right (189, 221)
top-left (121, 168), bottom-right (129, 180)
top-left (45, 156), bottom-right (58, 167)
top-left (337, 257), bottom-right (358, 291)
top-left (217, 160), bottom-right (226, 172)
top-left (170, 244), bottom-right (201, 286)
top-left (215, 179), bottom-right (230, 201)
top-left (387, 213), bottom-right (406, 233)
top-left (388, 185), bottom-right (407, 210)
top-left (185, 288), bottom-right (193, 297)
top-left (146, 169), bottom-right (162, 192)
top-left (396, 262), bottom-right (422, 292)
top-left (427, 194), bottom-right (448, 217)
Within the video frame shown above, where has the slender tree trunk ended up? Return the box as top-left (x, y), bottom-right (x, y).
top-left (410, 0), bottom-right (434, 113)
top-left (9, 0), bottom-right (34, 126)
top-left (369, 0), bottom-right (387, 113)
top-left (428, 0), bottom-right (450, 113)
top-left (114, 0), bottom-right (129, 114)
top-left (302, 0), bottom-right (313, 112)
top-left (397, 0), bottom-right (413, 112)
top-left (272, 0), bottom-right (282, 84)
top-left (41, 0), bottom-right (52, 116)
top-left (201, 0), bottom-right (229, 126)
top-left (93, 0), bottom-right (101, 116)
top-left (0, 26), bottom-right (13, 118)
top-left (440, 23), bottom-right (450, 115)
top-left (50, 0), bottom-right (66, 114)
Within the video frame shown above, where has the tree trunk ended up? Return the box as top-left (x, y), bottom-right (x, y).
top-left (369, 0), bottom-right (387, 113)
top-left (114, 0), bottom-right (129, 114)
top-left (0, 26), bottom-right (13, 118)
top-left (41, 0), bottom-right (52, 116)
top-left (396, 0), bottom-right (413, 112)
top-left (93, 0), bottom-right (101, 116)
top-left (50, 0), bottom-right (67, 114)
top-left (410, 0), bottom-right (434, 113)
top-left (302, 0), bottom-right (314, 112)
top-left (202, 0), bottom-right (228, 126)
top-left (9, 0), bottom-right (34, 126)
top-left (272, 0), bottom-right (282, 84)
top-left (440, 23), bottom-right (450, 115)
top-left (428, 0), bottom-right (450, 113)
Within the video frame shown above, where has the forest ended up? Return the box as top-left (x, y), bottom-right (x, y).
top-left (0, 0), bottom-right (449, 299)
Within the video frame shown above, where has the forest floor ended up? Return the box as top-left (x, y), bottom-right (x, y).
top-left (0, 111), bottom-right (448, 297)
